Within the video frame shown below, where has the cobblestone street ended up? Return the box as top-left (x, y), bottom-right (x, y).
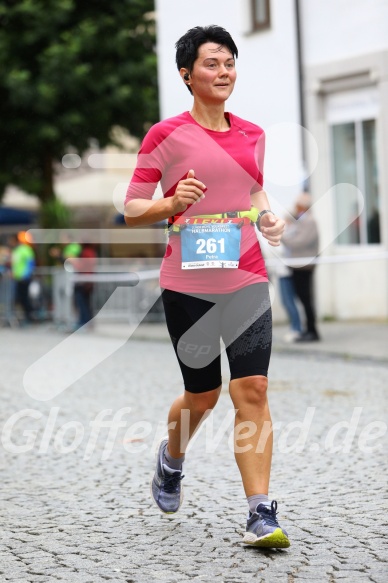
top-left (0, 325), bottom-right (387, 583)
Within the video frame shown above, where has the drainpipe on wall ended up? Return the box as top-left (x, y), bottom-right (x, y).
top-left (294, 0), bottom-right (308, 190)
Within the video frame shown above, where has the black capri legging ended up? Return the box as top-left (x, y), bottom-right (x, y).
top-left (162, 283), bottom-right (272, 394)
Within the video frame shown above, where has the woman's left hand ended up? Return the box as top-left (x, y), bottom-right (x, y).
top-left (259, 213), bottom-right (285, 246)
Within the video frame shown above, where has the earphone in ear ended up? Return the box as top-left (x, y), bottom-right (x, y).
top-left (183, 73), bottom-right (190, 81)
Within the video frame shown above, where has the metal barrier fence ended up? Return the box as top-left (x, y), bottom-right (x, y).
top-left (0, 267), bottom-right (56, 327)
top-left (54, 267), bottom-right (164, 328)
top-left (2, 251), bottom-right (387, 328)
top-left (0, 265), bottom-right (164, 328)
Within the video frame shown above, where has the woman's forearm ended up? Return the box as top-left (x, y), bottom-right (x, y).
top-left (250, 189), bottom-right (272, 212)
top-left (124, 197), bottom-right (175, 227)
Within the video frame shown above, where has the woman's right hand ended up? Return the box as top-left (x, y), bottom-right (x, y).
top-left (170, 169), bottom-right (206, 214)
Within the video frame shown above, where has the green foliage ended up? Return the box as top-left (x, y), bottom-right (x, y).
top-left (39, 199), bottom-right (71, 229)
top-left (0, 0), bottom-right (158, 202)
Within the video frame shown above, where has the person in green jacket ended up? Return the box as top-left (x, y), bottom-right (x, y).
top-left (9, 232), bottom-right (36, 322)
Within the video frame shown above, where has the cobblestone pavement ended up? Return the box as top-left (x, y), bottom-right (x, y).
top-left (0, 325), bottom-right (387, 583)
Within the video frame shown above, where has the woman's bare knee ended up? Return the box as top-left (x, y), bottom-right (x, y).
top-left (229, 375), bottom-right (268, 408)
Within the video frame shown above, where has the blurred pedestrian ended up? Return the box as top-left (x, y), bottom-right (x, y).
top-left (276, 242), bottom-right (302, 342)
top-left (70, 243), bottom-right (97, 329)
top-left (9, 232), bottom-right (36, 323)
top-left (62, 240), bottom-right (82, 261)
top-left (282, 193), bottom-right (320, 342)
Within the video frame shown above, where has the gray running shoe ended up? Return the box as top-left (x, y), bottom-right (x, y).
top-left (151, 438), bottom-right (184, 514)
top-left (243, 500), bottom-right (290, 548)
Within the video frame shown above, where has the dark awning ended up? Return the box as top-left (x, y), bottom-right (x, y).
top-left (0, 206), bottom-right (37, 225)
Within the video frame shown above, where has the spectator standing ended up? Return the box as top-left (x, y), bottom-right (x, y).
top-left (275, 242), bottom-right (302, 342)
top-left (71, 244), bottom-right (97, 329)
top-left (282, 193), bottom-right (320, 342)
top-left (9, 232), bottom-right (36, 323)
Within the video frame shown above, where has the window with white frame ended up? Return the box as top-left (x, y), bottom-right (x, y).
top-left (327, 87), bottom-right (381, 245)
top-left (251, 0), bottom-right (271, 31)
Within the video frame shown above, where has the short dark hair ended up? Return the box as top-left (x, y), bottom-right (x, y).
top-left (175, 25), bottom-right (238, 94)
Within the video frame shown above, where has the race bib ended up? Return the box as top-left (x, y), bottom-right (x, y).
top-left (179, 218), bottom-right (242, 269)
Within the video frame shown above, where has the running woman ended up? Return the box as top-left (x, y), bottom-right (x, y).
top-left (124, 25), bottom-right (290, 549)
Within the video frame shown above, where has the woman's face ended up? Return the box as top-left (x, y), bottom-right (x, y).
top-left (185, 42), bottom-right (237, 103)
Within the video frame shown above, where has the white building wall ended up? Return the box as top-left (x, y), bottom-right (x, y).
top-left (301, 0), bottom-right (388, 66)
top-left (301, 0), bottom-right (388, 319)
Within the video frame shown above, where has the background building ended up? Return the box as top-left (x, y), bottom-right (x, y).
top-left (155, 0), bottom-right (388, 320)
